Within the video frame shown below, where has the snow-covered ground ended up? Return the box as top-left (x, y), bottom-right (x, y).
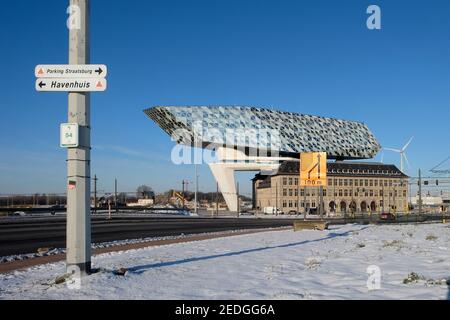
top-left (1, 223), bottom-right (449, 300)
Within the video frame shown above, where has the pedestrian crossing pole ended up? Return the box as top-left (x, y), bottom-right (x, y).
top-left (66, 0), bottom-right (92, 275)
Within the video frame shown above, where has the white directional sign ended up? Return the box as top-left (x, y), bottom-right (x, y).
top-left (60, 123), bottom-right (79, 148)
top-left (35, 64), bottom-right (107, 78)
top-left (36, 78), bottom-right (107, 92)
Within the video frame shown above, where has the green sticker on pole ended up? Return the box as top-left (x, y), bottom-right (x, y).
top-left (60, 123), bottom-right (79, 148)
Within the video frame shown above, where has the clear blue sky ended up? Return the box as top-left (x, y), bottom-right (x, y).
top-left (0, 0), bottom-right (449, 196)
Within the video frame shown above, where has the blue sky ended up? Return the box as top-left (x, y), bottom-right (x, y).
top-left (0, 0), bottom-right (449, 196)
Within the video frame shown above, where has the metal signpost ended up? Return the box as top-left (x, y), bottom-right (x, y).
top-left (35, 0), bottom-right (107, 276)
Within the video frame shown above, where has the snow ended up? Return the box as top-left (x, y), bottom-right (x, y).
top-left (1, 223), bottom-right (449, 300)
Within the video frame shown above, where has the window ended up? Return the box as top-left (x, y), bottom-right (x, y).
top-left (294, 178), bottom-right (298, 186)
top-left (283, 177), bottom-right (287, 185)
top-left (369, 180), bottom-right (373, 187)
top-left (370, 190), bottom-right (374, 197)
top-left (349, 179), bottom-right (353, 187)
top-left (344, 190), bottom-right (348, 197)
top-left (289, 189), bottom-right (293, 197)
top-left (365, 179), bottom-right (369, 187)
top-left (288, 178), bottom-right (293, 186)
top-left (374, 180), bottom-right (378, 187)
top-left (288, 200), bottom-right (293, 208)
top-left (403, 190), bottom-right (407, 197)
top-left (344, 179), bottom-right (348, 187)
top-left (283, 189), bottom-right (287, 196)
top-left (323, 189), bottom-right (327, 196)
top-left (339, 190), bottom-right (343, 197)
top-left (339, 179), bottom-right (343, 186)
top-left (300, 189), bottom-right (305, 196)
top-left (282, 201), bottom-right (287, 208)
top-left (294, 189), bottom-right (298, 196)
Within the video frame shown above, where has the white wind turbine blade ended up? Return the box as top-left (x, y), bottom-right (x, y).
top-left (381, 149), bottom-right (384, 163)
top-left (401, 136), bottom-right (414, 152)
top-left (403, 152), bottom-right (411, 169)
top-left (384, 147), bottom-right (401, 153)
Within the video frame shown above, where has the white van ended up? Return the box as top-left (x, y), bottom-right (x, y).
top-left (263, 207), bottom-right (283, 215)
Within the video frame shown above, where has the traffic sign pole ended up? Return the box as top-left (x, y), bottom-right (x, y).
top-left (66, 0), bottom-right (91, 275)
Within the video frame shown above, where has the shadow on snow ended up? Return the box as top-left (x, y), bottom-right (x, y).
top-left (127, 226), bottom-right (368, 274)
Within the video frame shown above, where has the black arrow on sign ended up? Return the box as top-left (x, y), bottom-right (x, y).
top-left (95, 67), bottom-right (103, 75)
top-left (38, 81), bottom-right (46, 89)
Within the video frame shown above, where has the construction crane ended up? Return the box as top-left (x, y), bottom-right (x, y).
top-left (430, 157), bottom-right (450, 175)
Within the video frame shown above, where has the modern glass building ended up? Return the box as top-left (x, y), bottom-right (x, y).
top-left (144, 106), bottom-right (381, 160)
top-left (145, 106), bottom-right (382, 212)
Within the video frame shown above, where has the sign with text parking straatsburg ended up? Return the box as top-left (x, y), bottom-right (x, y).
top-left (35, 64), bottom-right (107, 78)
top-left (34, 64), bottom-right (108, 92)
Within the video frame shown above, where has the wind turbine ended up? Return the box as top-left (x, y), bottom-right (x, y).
top-left (384, 137), bottom-right (413, 173)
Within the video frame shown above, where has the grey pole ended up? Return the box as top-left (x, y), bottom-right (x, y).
top-left (114, 178), bottom-right (118, 213)
top-left (236, 182), bottom-right (240, 217)
top-left (303, 186), bottom-right (307, 221)
top-left (319, 186), bottom-right (324, 220)
top-left (66, 0), bottom-right (91, 275)
top-left (93, 175), bottom-right (97, 214)
top-left (194, 164), bottom-right (198, 216)
top-left (275, 182), bottom-right (278, 215)
top-left (215, 182), bottom-right (219, 217)
top-left (418, 169), bottom-right (422, 214)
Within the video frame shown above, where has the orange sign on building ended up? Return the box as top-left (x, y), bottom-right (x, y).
top-left (300, 152), bottom-right (327, 187)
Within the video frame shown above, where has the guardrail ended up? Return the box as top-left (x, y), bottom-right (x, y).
top-left (0, 206), bottom-right (190, 214)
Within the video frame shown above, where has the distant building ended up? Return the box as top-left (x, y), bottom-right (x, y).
top-left (253, 161), bottom-right (409, 214)
top-left (410, 196), bottom-right (443, 206)
top-left (127, 198), bottom-right (154, 207)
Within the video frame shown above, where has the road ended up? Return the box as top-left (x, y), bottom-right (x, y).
top-left (0, 215), bottom-right (294, 257)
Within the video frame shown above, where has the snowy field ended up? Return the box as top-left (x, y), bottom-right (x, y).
top-left (1, 223), bottom-right (449, 300)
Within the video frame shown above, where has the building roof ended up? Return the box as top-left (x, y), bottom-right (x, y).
top-left (253, 161), bottom-right (408, 181)
top-left (145, 106), bottom-right (381, 160)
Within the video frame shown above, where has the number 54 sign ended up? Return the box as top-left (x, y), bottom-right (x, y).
top-left (60, 123), bottom-right (79, 148)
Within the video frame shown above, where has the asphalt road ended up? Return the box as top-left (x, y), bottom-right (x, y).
top-left (0, 215), bottom-right (295, 257)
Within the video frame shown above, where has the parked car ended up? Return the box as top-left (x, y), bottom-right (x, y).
top-left (380, 212), bottom-right (396, 221)
top-left (263, 207), bottom-right (284, 215)
top-left (288, 210), bottom-right (299, 215)
top-left (307, 208), bottom-right (318, 215)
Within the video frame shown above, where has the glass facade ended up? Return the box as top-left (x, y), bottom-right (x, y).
top-left (145, 106), bottom-right (381, 160)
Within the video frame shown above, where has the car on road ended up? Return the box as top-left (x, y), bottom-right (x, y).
top-left (288, 210), bottom-right (299, 215)
top-left (8, 211), bottom-right (26, 217)
top-left (380, 212), bottom-right (396, 221)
